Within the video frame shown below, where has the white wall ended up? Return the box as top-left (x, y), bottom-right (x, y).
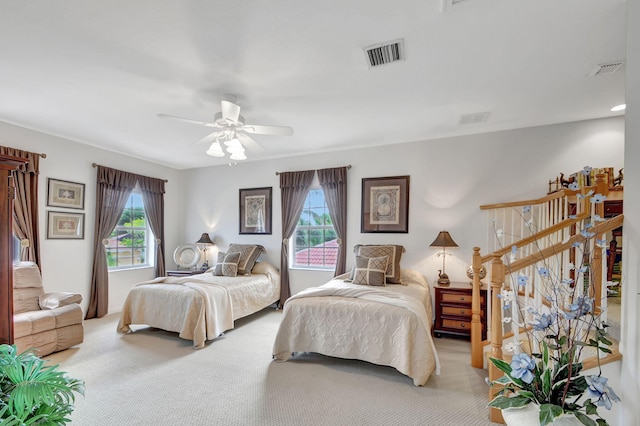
top-left (0, 122), bottom-right (186, 314)
top-left (183, 116), bottom-right (624, 296)
top-left (619, 0), bottom-right (640, 423)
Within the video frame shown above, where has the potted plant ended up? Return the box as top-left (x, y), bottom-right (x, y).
top-left (487, 173), bottom-right (620, 426)
top-left (0, 344), bottom-right (84, 425)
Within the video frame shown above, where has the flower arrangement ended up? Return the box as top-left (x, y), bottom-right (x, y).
top-left (487, 171), bottom-right (620, 426)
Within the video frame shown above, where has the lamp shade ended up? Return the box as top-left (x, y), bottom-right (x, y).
top-left (196, 233), bottom-right (214, 246)
top-left (429, 231), bottom-right (458, 248)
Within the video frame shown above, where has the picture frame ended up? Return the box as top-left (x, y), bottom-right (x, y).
top-left (47, 211), bottom-right (85, 239)
top-left (239, 187), bottom-right (272, 235)
top-left (361, 175), bottom-right (410, 233)
top-left (47, 178), bottom-right (85, 210)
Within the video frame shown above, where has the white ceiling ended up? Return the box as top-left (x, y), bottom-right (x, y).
top-left (0, 0), bottom-right (628, 170)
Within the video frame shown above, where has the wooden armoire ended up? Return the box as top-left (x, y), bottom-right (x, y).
top-left (0, 154), bottom-right (29, 345)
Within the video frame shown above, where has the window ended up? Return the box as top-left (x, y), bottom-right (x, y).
top-left (106, 191), bottom-right (154, 270)
top-left (292, 189), bottom-right (337, 270)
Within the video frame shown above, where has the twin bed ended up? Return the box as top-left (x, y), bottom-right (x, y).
top-left (117, 244), bottom-right (440, 385)
top-left (117, 245), bottom-right (280, 348)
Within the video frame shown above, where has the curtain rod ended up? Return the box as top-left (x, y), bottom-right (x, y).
top-left (91, 163), bottom-right (169, 182)
top-left (38, 152), bottom-right (47, 158)
top-left (275, 165), bottom-right (351, 176)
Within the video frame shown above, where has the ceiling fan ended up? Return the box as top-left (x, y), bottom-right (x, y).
top-left (158, 94), bottom-right (293, 161)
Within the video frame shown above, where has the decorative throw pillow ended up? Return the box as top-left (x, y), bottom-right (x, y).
top-left (227, 244), bottom-right (265, 275)
top-left (213, 252), bottom-right (241, 277)
top-left (352, 244), bottom-right (405, 284)
top-left (352, 255), bottom-right (388, 286)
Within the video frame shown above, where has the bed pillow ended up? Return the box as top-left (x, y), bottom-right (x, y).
top-left (213, 252), bottom-right (241, 277)
top-left (352, 255), bottom-right (388, 286)
top-left (353, 244), bottom-right (405, 284)
top-left (227, 244), bottom-right (265, 275)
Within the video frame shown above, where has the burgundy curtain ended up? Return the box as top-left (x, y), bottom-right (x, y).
top-left (139, 175), bottom-right (166, 278)
top-left (279, 170), bottom-right (315, 305)
top-left (318, 166), bottom-right (348, 276)
top-left (86, 166), bottom-right (137, 319)
top-left (0, 146), bottom-right (40, 265)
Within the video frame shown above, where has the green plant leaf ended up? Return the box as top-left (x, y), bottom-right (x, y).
top-left (488, 395), bottom-right (532, 409)
top-left (573, 410), bottom-right (598, 426)
top-left (539, 404), bottom-right (563, 426)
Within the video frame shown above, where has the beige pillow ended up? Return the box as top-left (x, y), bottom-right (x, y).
top-left (39, 292), bottom-right (82, 310)
top-left (213, 252), bottom-right (241, 277)
top-left (227, 244), bottom-right (265, 275)
top-left (352, 245), bottom-right (404, 284)
top-left (352, 256), bottom-right (388, 286)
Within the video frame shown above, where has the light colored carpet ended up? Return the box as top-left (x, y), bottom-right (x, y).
top-left (46, 309), bottom-right (497, 425)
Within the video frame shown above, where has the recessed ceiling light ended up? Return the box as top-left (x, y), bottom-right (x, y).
top-left (611, 104), bottom-right (626, 112)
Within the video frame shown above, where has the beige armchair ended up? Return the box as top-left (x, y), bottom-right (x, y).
top-left (13, 261), bottom-right (84, 356)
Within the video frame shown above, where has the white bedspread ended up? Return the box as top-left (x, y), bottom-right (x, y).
top-left (117, 262), bottom-right (280, 348)
top-left (272, 269), bottom-right (440, 386)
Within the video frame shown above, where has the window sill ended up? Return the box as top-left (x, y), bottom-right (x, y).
top-left (108, 266), bottom-right (154, 273)
top-left (290, 266), bottom-right (335, 272)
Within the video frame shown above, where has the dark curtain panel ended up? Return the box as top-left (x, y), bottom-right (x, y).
top-left (318, 166), bottom-right (348, 276)
top-left (0, 146), bottom-right (40, 265)
top-left (279, 170), bottom-right (315, 305)
top-left (86, 166), bottom-right (137, 319)
top-left (139, 175), bottom-right (166, 278)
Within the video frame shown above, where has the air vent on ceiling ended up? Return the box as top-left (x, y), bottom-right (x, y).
top-left (364, 38), bottom-right (404, 68)
top-left (589, 61), bottom-right (625, 77)
top-left (460, 111), bottom-right (490, 125)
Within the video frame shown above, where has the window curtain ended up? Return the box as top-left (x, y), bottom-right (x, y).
top-left (138, 175), bottom-right (166, 278)
top-left (318, 166), bottom-right (348, 276)
top-left (86, 166), bottom-right (137, 319)
top-left (279, 170), bottom-right (315, 305)
top-left (0, 146), bottom-right (40, 265)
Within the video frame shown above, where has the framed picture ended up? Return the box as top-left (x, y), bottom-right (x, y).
top-left (239, 187), bottom-right (272, 235)
top-left (47, 178), bottom-right (85, 210)
top-left (361, 175), bottom-right (410, 233)
top-left (47, 211), bottom-right (85, 239)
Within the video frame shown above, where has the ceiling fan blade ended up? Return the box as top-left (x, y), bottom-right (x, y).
top-left (221, 100), bottom-right (241, 123)
top-left (240, 124), bottom-right (293, 136)
top-left (194, 132), bottom-right (220, 145)
top-left (157, 113), bottom-right (219, 128)
top-left (236, 132), bottom-right (264, 152)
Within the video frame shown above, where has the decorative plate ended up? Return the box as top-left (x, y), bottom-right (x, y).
top-left (173, 244), bottom-right (201, 268)
top-left (466, 265), bottom-right (487, 282)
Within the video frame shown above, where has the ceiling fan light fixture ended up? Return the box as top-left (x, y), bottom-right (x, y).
top-left (229, 152), bottom-right (247, 161)
top-left (226, 144), bottom-right (245, 154)
top-left (224, 138), bottom-right (243, 148)
top-left (206, 142), bottom-right (225, 157)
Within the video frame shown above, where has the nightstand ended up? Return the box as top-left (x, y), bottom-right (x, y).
top-left (166, 269), bottom-right (203, 277)
top-left (433, 281), bottom-right (487, 340)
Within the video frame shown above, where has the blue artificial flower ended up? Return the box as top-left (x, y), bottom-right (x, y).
top-left (518, 275), bottom-right (528, 287)
top-left (530, 312), bottom-right (554, 332)
top-left (572, 242), bottom-right (582, 248)
top-left (537, 267), bottom-right (550, 278)
top-left (568, 182), bottom-right (579, 191)
top-left (581, 166), bottom-right (592, 175)
top-left (578, 265), bottom-right (589, 274)
top-left (510, 353), bottom-right (536, 384)
top-left (591, 193), bottom-right (607, 204)
top-left (581, 229), bottom-right (596, 238)
top-left (511, 245), bottom-right (518, 254)
top-left (561, 278), bottom-right (574, 285)
top-left (565, 296), bottom-right (594, 320)
top-left (586, 376), bottom-right (621, 410)
top-left (522, 205), bottom-right (531, 214)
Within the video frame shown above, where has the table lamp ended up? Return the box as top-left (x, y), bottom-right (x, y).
top-left (196, 232), bottom-right (214, 270)
top-left (430, 230), bottom-right (458, 286)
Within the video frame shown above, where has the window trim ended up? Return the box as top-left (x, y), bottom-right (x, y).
top-left (290, 188), bottom-right (337, 271)
top-left (106, 189), bottom-right (155, 271)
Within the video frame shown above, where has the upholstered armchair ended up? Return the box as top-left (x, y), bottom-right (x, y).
top-left (12, 261), bottom-right (84, 356)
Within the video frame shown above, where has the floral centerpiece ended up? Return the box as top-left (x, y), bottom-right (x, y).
top-left (487, 169), bottom-right (620, 426)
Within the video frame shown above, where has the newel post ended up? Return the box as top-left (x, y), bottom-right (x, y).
top-left (488, 254), bottom-right (505, 424)
top-left (471, 247), bottom-right (483, 368)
